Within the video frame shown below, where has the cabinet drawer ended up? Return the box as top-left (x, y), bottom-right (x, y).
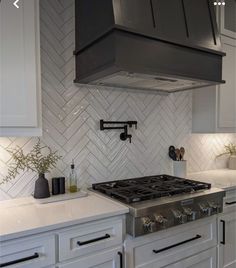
top-left (57, 247), bottom-right (122, 268)
top-left (162, 247), bottom-right (216, 268)
top-left (224, 190), bottom-right (236, 212)
top-left (58, 218), bottom-right (123, 262)
top-left (0, 234), bottom-right (55, 268)
top-left (134, 219), bottom-right (216, 267)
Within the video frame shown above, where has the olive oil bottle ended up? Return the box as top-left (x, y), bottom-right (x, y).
top-left (69, 160), bottom-right (78, 193)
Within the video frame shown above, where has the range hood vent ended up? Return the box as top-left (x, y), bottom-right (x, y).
top-left (74, 0), bottom-right (225, 93)
top-left (93, 72), bottom-right (210, 93)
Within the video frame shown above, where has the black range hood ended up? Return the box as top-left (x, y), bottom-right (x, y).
top-left (74, 0), bottom-right (225, 93)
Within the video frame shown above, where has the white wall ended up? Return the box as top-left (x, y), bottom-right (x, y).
top-left (0, 0), bottom-right (235, 200)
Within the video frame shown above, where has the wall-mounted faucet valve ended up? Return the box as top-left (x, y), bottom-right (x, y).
top-left (100, 120), bottom-right (137, 143)
top-left (120, 125), bottom-right (132, 143)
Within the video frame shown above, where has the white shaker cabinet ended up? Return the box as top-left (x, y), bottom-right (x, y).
top-left (219, 212), bottom-right (236, 268)
top-left (57, 247), bottom-right (123, 268)
top-left (218, 37), bottom-right (236, 129)
top-left (161, 248), bottom-right (216, 268)
top-left (192, 36), bottom-right (236, 133)
top-left (218, 191), bottom-right (236, 268)
top-left (131, 249), bottom-right (216, 268)
top-left (0, 0), bottom-right (42, 136)
top-left (56, 217), bottom-right (124, 268)
top-left (0, 216), bottom-right (124, 268)
top-left (0, 234), bottom-right (56, 268)
top-left (220, 0), bottom-right (236, 39)
top-left (125, 217), bottom-right (217, 268)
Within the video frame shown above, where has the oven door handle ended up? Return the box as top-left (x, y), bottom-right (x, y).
top-left (153, 234), bottom-right (201, 254)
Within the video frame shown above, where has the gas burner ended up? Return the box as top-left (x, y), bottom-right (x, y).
top-left (92, 174), bottom-right (211, 204)
top-left (110, 187), bottom-right (156, 203)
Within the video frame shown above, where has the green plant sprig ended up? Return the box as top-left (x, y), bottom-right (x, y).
top-left (1, 139), bottom-right (62, 184)
top-left (216, 143), bottom-right (236, 158)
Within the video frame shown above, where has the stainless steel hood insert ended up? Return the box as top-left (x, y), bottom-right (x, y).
top-left (92, 72), bottom-right (210, 93)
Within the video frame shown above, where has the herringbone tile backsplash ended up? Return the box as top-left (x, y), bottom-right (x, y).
top-left (0, 0), bottom-right (235, 200)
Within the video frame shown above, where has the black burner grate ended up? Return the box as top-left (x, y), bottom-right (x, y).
top-left (92, 175), bottom-right (211, 203)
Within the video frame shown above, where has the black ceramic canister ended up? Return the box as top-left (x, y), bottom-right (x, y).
top-left (59, 177), bottom-right (65, 194)
top-left (52, 178), bottom-right (60, 195)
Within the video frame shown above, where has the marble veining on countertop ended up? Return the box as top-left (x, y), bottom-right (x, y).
top-left (188, 169), bottom-right (236, 191)
top-left (0, 193), bottom-right (129, 242)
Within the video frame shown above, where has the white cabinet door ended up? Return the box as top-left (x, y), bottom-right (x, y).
top-left (218, 36), bottom-right (236, 129)
top-left (137, 248), bottom-right (216, 268)
top-left (58, 217), bottom-right (123, 262)
top-left (192, 36), bottom-right (236, 133)
top-left (164, 248), bottom-right (216, 268)
top-left (125, 217), bottom-right (217, 268)
top-left (57, 247), bottom-right (123, 268)
top-left (0, 234), bottom-right (56, 268)
top-left (219, 211), bottom-right (236, 268)
top-left (0, 0), bottom-right (41, 136)
top-left (220, 0), bottom-right (236, 39)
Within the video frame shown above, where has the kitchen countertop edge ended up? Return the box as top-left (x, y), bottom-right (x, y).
top-left (0, 193), bottom-right (129, 242)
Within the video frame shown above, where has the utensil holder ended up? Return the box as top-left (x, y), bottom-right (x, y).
top-left (172, 160), bottom-right (187, 178)
top-left (229, 155), bottom-right (236, 170)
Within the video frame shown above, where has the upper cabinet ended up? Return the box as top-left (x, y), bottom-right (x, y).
top-left (0, 0), bottom-right (41, 136)
top-left (192, 4), bottom-right (236, 133)
top-left (220, 0), bottom-right (236, 39)
top-left (218, 37), bottom-right (236, 129)
top-left (192, 36), bottom-right (236, 133)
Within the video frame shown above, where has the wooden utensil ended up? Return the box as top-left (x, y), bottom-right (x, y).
top-left (180, 147), bottom-right (185, 161)
top-left (175, 148), bottom-right (181, 161)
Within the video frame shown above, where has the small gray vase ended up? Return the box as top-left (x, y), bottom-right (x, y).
top-left (34, 173), bottom-right (50, 199)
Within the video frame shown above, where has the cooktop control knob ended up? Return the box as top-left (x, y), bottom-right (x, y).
top-left (182, 207), bottom-right (197, 221)
top-left (199, 203), bottom-right (212, 216)
top-left (155, 215), bottom-right (168, 227)
top-left (172, 209), bottom-right (187, 224)
top-left (142, 217), bottom-right (156, 233)
top-left (208, 201), bottom-right (220, 213)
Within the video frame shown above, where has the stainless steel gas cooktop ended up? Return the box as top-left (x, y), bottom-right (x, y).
top-left (92, 175), bottom-right (211, 203)
top-left (92, 175), bottom-right (225, 237)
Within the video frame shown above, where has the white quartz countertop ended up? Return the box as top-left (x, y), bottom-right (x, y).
top-left (0, 193), bottom-right (129, 242)
top-left (188, 169), bottom-right (236, 191)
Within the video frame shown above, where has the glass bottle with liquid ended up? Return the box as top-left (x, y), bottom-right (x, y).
top-left (69, 160), bottom-right (78, 193)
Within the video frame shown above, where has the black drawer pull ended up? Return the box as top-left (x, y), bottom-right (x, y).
top-left (118, 251), bottom-right (123, 268)
top-left (0, 253), bottom-right (39, 267)
top-left (220, 220), bottom-right (226, 245)
top-left (226, 201), bottom-right (236, 205)
top-left (77, 234), bottom-right (110, 246)
top-left (153, 235), bottom-right (201, 254)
